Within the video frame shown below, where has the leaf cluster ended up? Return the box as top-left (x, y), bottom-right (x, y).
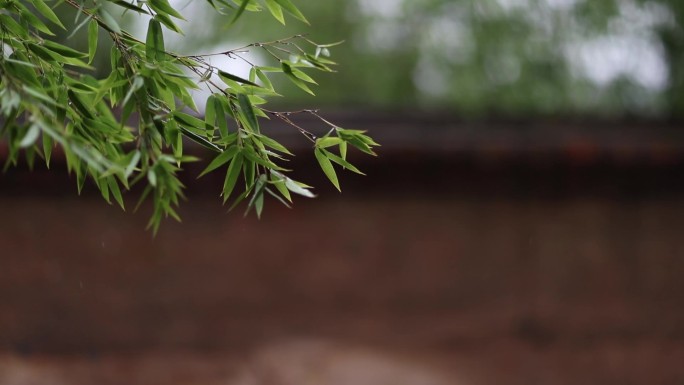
top-left (0, 0), bottom-right (378, 232)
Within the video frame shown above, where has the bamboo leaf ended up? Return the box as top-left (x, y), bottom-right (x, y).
top-left (237, 93), bottom-right (259, 132)
top-left (199, 145), bottom-right (239, 177)
top-left (231, 0), bottom-right (251, 23)
top-left (32, 0), bottom-right (65, 29)
top-left (222, 153), bottom-right (244, 202)
top-left (145, 19), bottom-right (166, 61)
top-left (264, 0), bottom-right (285, 24)
top-left (321, 149), bottom-right (365, 175)
top-left (149, 0), bottom-right (186, 20)
top-left (218, 70), bottom-right (260, 88)
top-left (88, 19), bottom-right (98, 64)
top-left (281, 62), bottom-right (314, 95)
top-left (178, 126), bottom-right (222, 152)
top-left (271, 0), bottom-right (308, 24)
top-left (258, 134), bottom-right (293, 155)
top-left (19, 124), bottom-right (41, 148)
top-left (42, 132), bottom-right (53, 168)
top-left (99, 8), bottom-right (121, 34)
top-left (339, 141), bottom-right (348, 161)
top-left (315, 148), bottom-right (340, 191)
top-left (283, 177), bottom-right (315, 198)
top-left (108, 177), bottom-right (125, 210)
top-left (111, 0), bottom-right (150, 14)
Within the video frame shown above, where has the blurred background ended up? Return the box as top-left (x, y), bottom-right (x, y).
top-left (2, 0), bottom-right (684, 383)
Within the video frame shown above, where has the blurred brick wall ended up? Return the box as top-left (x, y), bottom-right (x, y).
top-left (2, 118), bottom-right (684, 383)
top-left (1, 172), bottom-right (684, 353)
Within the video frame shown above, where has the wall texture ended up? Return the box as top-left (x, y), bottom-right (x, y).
top-left (1, 118), bottom-right (684, 384)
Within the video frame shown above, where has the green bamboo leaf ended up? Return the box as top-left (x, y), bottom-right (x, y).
top-left (66, 81), bottom-right (98, 94)
top-left (316, 137), bottom-right (343, 148)
top-left (231, 0), bottom-right (251, 23)
top-left (214, 97), bottom-right (230, 138)
top-left (258, 134), bottom-right (293, 155)
top-left (27, 43), bottom-right (62, 62)
top-left (42, 132), bottom-right (53, 168)
top-left (321, 149), bottom-right (365, 175)
top-left (98, 8), bottom-right (121, 34)
top-left (254, 190), bottom-right (264, 217)
top-left (243, 147), bottom-right (284, 170)
top-left (19, 124), bottom-right (41, 148)
top-left (32, 0), bottom-right (65, 29)
top-left (264, 0), bottom-right (285, 24)
top-left (264, 186), bottom-right (291, 207)
top-left (346, 136), bottom-right (377, 156)
top-left (3, 57), bottom-right (38, 69)
top-left (269, 173), bottom-right (292, 202)
top-left (23, 85), bottom-right (58, 106)
top-left (222, 153), bottom-right (244, 202)
top-left (281, 62), bottom-right (314, 95)
top-left (314, 148), bottom-right (340, 191)
top-left (154, 12), bottom-right (184, 34)
top-left (148, 169), bottom-right (157, 187)
top-left (145, 19), bottom-right (166, 61)
top-left (255, 68), bottom-right (275, 91)
top-left (246, 174), bottom-right (267, 217)
top-left (173, 111), bottom-right (206, 130)
top-left (243, 158), bottom-right (256, 189)
top-left (237, 93), bottom-right (259, 132)
top-left (289, 67), bottom-right (317, 84)
top-left (88, 19), bottom-right (99, 64)
top-left (283, 177), bottom-right (315, 198)
top-left (108, 177), bottom-right (125, 210)
top-left (271, 0), bottom-right (308, 24)
top-left (125, 150), bottom-right (141, 178)
top-left (205, 94), bottom-right (217, 131)
top-left (226, 188), bottom-right (251, 211)
top-left (171, 124), bottom-right (184, 159)
top-left (198, 145), bottom-right (239, 177)
top-left (178, 126), bottom-right (222, 152)
top-left (149, 0), bottom-right (186, 20)
top-left (121, 76), bottom-right (144, 108)
top-left (17, 5), bottom-right (54, 35)
top-left (66, 13), bottom-right (94, 39)
top-left (339, 141), bottom-right (348, 161)
top-left (111, 0), bottom-right (149, 14)
top-left (99, 176), bottom-right (111, 203)
top-left (316, 40), bottom-right (345, 48)
top-left (0, 15), bottom-right (28, 38)
top-left (42, 41), bottom-right (86, 58)
top-left (218, 70), bottom-right (260, 88)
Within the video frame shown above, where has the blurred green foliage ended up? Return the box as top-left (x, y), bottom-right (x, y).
top-left (161, 0), bottom-right (683, 118)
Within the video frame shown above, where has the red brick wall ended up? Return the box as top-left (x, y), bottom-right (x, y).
top-left (1, 192), bottom-right (683, 351)
top-left (2, 117), bottom-right (684, 383)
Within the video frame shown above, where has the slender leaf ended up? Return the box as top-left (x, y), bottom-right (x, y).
top-left (315, 148), bottom-right (340, 191)
top-left (231, 0), bottom-right (251, 23)
top-left (222, 153), bottom-right (244, 202)
top-left (19, 124), bottom-right (41, 148)
top-left (32, 0), bottom-right (66, 29)
top-left (218, 70), bottom-right (260, 88)
top-left (88, 19), bottom-right (98, 64)
top-left (264, 0), bottom-right (285, 24)
top-left (237, 93), bottom-right (259, 132)
top-left (271, 0), bottom-right (308, 24)
top-left (199, 145), bottom-right (239, 177)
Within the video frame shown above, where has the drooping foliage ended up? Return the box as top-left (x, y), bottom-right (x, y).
top-left (0, 0), bottom-right (378, 232)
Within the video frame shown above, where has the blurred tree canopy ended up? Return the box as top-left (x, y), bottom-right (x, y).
top-left (161, 0), bottom-right (683, 118)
